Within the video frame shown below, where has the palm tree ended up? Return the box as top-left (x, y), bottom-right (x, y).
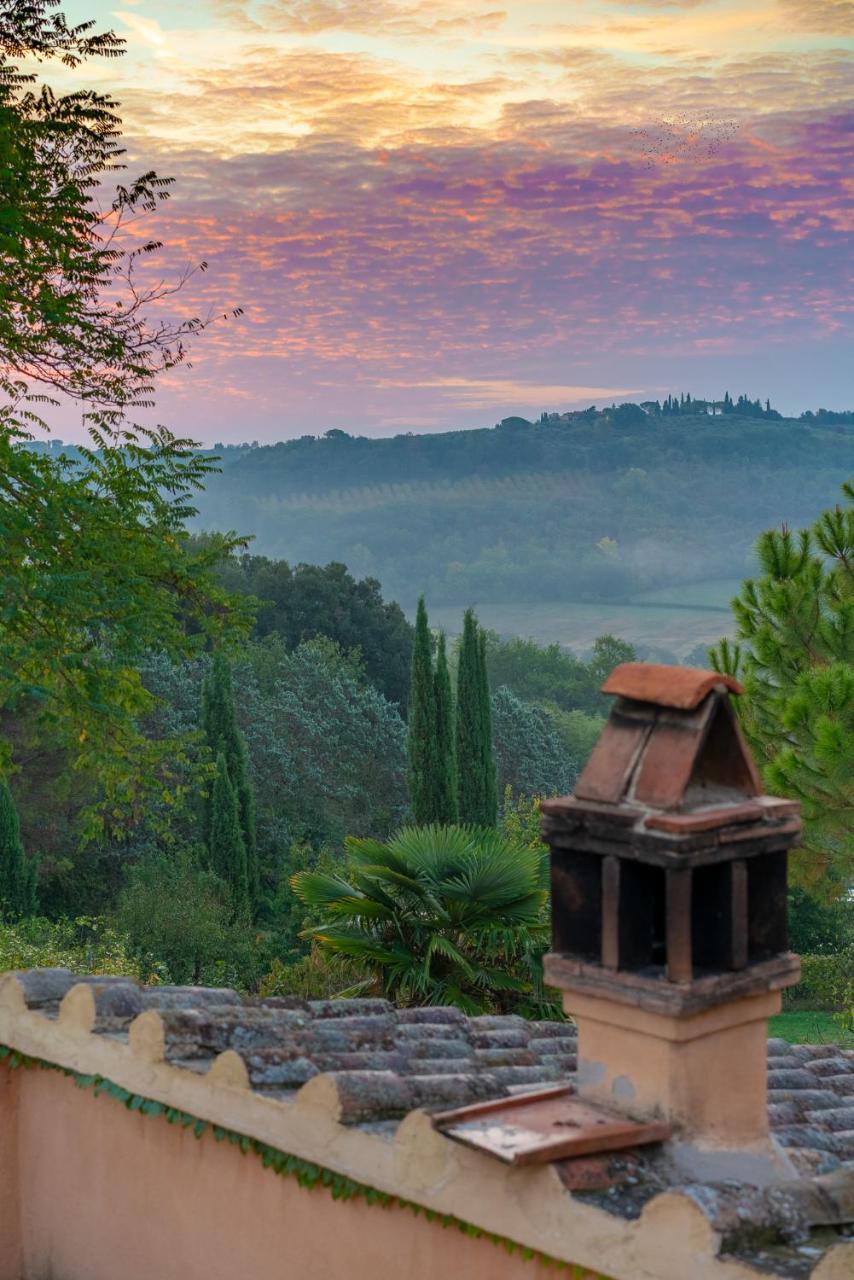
top-left (292, 825), bottom-right (551, 1014)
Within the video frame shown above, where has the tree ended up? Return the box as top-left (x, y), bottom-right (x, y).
top-left (478, 628), bottom-right (498, 825)
top-left (237, 637), bottom-right (408, 853)
top-left (407, 597), bottom-right (438, 823)
top-left (116, 847), bottom-right (253, 985)
top-left (216, 556), bottom-right (413, 709)
top-left (433, 632), bottom-right (458, 823)
top-left (293, 825), bottom-right (551, 1013)
top-left (588, 634), bottom-right (637, 690)
top-left (711, 482), bottom-right (854, 894)
top-left (0, 3), bottom-right (249, 833)
top-left (491, 687), bottom-right (575, 799)
top-left (203, 652), bottom-right (257, 906)
top-left (0, 777), bottom-right (37, 918)
top-left (456, 609), bottom-right (497, 826)
top-left (207, 751), bottom-right (248, 916)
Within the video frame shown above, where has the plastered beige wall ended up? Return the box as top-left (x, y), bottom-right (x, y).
top-left (1, 979), bottom-right (852, 1280)
top-left (569, 990), bottom-right (781, 1148)
top-left (6, 1065), bottom-right (564, 1280)
top-left (0, 1067), bottom-right (21, 1280)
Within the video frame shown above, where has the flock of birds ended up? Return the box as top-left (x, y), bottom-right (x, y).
top-left (630, 113), bottom-right (741, 167)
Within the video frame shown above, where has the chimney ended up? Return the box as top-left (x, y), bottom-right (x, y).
top-left (542, 663), bottom-right (801, 1170)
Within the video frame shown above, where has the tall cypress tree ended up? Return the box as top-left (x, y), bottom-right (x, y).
top-left (477, 628), bottom-right (498, 826)
top-left (0, 778), bottom-right (37, 919)
top-left (457, 608), bottom-right (484, 823)
top-left (407, 596), bottom-right (438, 823)
top-left (203, 653), bottom-right (257, 909)
top-left (208, 752), bottom-right (249, 916)
top-left (433, 631), bottom-right (458, 823)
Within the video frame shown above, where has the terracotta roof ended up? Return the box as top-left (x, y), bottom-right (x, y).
top-left (9, 969), bottom-right (854, 1174)
top-left (4, 970), bottom-right (854, 1274)
top-left (564, 666), bottom-right (768, 815)
top-left (601, 662), bottom-right (744, 710)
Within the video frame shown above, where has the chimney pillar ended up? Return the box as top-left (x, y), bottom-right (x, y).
top-left (542, 663), bottom-right (801, 1162)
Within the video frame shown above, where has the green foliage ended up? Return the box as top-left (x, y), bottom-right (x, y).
top-left (207, 752), bottom-right (249, 916)
top-left (456, 611), bottom-right (497, 827)
top-left (711, 482), bottom-right (854, 893)
top-left (478, 630), bottom-right (498, 825)
top-left (116, 846), bottom-right (258, 987)
top-left (499, 788), bottom-right (545, 853)
top-left (491, 686), bottom-right (576, 799)
top-left (0, 6), bottom-right (249, 832)
top-left (293, 824), bottom-right (551, 1014)
top-left (240, 637), bottom-right (408, 853)
top-left (784, 952), bottom-right (853, 1013)
top-left (192, 412), bottom-right (854, 610)
top-left (214, 555), bottom-right (414, 709)
top-left (258, 947), bottom-right (370, 1001)
top-left (788, 888), bottom-right (854, 956)
top-left (546, 707), bottom-right (605, 771)
top-left (587, 635), bottom-right (637, 687)
top-left (203, 653), bottom-right (257, 906)
top-left (483, 631), bottom-right (635, 717)
top-left (0, 777), bottom-right (37, 918)
top-left (0, 914), bottom-right (140, 976)
top-left (433, 632), bottom-right (458, 823)
top-left (407, 597), bottom-right (438, 824)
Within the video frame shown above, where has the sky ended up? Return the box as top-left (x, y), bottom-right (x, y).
top-left (52, 0), bottom-right (853, 441)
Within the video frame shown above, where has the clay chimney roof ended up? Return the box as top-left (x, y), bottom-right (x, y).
top-left (568, 662), bottom-right (761, 812)
top-left (600, 662), bottom-right (744, 709)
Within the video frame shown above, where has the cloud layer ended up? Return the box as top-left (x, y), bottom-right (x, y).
top-left (52, 0), bottom-right (854, 438)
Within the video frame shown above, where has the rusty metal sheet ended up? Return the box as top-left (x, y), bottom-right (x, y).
top-left (432, 1086), bottom-right (671, 1166)
top-left (601, 663), bottom-right (744, 709)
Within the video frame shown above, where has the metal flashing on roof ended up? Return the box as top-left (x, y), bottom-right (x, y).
top-left (432, 1085), bottom-right (671, 1165)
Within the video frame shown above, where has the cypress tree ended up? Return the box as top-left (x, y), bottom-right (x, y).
top-left (203, 653), bottom-right (257, 909)
top-left (477, 628), bottom-right (498, 826)
top-left (433, 631), bottom-right (458, 823)
top-left (0, 778), bottom-right (37, 919)
top-left (457, 608), bottom-right (490, 824)
top-left (208, 752), bottom-right (249, 916)
top-left (407, 596), bottom-right (438, 823)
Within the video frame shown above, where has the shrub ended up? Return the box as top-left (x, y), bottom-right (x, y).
top-left (0, 916), bottom-right (142, 978)
top-left (258, 948), bottom-right (371, 1001)
top-left (293, 824), bottom-right (554, 1014)
top-left (116, 847), bottom-right (263, 987)
top-left (784, 949), bottom-right (854, 1020)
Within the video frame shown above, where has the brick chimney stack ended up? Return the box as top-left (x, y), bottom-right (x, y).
top-left (542, 664), bottom-right (801, 1168)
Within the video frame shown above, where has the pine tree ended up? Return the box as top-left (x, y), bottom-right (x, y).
top-left (0, 778), bottom-right (37, 919)
top-left (457, 609), bottom-right (497, 826)
top-left (203, 653), bottom-right (257, 908)
top-left (407, 597), bottom-right (438, 823)
top-left (433, 632), bottom-right (458, 823)
top-left (208, 752), bottom-right (249, 916)
top-left (711, 480), bottom-right (854, 894)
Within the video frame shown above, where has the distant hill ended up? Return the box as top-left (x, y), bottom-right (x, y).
top-left (192, 411), bottom-right (854, 609)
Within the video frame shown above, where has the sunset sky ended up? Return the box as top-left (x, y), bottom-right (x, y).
top-left (57, 0), bottom-right (853, 441)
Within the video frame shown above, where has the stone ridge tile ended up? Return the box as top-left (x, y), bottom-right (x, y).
top-left (10, 970), bottom-right (854, 1175)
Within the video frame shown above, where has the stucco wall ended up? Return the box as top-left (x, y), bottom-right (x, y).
top-left (1, 1064), bottom-right (565, 1280)
top-left (0, 1068), bottom-right (21, 1280)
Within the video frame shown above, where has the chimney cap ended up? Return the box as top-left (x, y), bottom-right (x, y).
top-left (601, 662), bottom-right (744, 710)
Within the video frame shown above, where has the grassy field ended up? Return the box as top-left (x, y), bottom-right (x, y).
top-left (428, 581), bottom-right (738, 658)
top-left (769, 1011), bottom-right (853, 1046)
